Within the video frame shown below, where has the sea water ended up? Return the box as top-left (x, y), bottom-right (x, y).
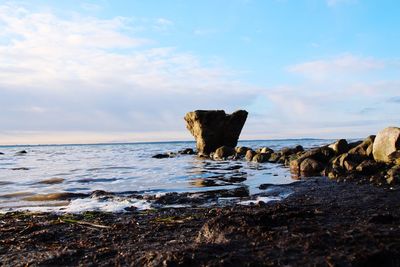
top-left (0, 139), bottom-right (332, 213)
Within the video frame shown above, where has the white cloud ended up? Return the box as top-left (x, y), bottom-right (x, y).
top-left (0, 3), bottom-right (259, 144)
top-left (287, 54), bottom-right (385, 81)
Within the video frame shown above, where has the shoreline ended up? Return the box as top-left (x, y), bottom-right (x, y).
top-left (1, 177), bottom-right (400, 266)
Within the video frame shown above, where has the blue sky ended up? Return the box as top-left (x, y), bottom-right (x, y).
top-left (0, 0), bottom-right (399, 144)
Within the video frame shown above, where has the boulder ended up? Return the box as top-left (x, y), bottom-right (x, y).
top-left (328, 139), bottom-right (349, 155)
top-left (184, 110), bottom-right (248, 155)
top-left (301, 146), bottom-right (335, 164)
top-left (235, 146), bottom-right (250, 156)
top-left (349, 135), bottom-right (375, 158)
top-left (268, 153), bottom-right (281, 163)
top-left (300, 158), bottom-right (324, 176)
top-left (213, 146), bottom-right (236, 160)
top-left (373, 127), bottom-right (400, 163)
top-left (356, 160), bottom-right (382, 175)
top-left (332, 153), bottom-right (364, 172)
top-left (0, 152), bottom-right (4, 155)
top-left (280, 146), bottom-right (303, 157)
top-left (252, 153), bottom-right (269, 163)
top-left (258, 147), bottom-right (274, 154)
top-left (245, 150), bottom-right (256, 161)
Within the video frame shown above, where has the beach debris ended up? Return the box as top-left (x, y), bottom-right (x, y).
top-left (184, 110), bottom-right (248, 155)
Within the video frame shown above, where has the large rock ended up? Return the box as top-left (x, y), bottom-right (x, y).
top-left (349, 135), bottom-right (375, 158)
top-left (328, 139), bottom-right (349, 155)
top-left (213, 146), bottom-right (236, 160)
top-left (300, 158), bottom-right (324, 176)
top-left (373, 127), bottom-right (400, 163)
top-left (184, 110), bottom-right (248, 155)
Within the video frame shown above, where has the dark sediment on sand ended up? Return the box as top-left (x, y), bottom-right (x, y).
top-left (1, 177), bottom-right (400, 266)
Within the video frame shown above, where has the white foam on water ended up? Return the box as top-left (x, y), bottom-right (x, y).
top-left (2, 197), bottom-right (152, 213)
top-left (238, 196), bottom-right (282, 206)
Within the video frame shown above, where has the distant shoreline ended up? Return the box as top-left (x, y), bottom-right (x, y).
top-left (0, 137), bottom-right (341, 148)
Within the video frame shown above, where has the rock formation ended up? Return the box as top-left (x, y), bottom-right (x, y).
top-left (184, 110), bottom-right (248, 155)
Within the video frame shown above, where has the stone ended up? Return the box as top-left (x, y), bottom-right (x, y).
top-left (0, 152), bottom-right (4, 155)
top-left (332, 153), bottom-right (364, 172)
top-left (213, 146), bottom-right (236, 160)
top-left (152, 154), bottom-right (170, 159)
top-left (281, 146), bottom-right (303, 156)
top-left (299, 158), bottom-right (324, 176)
top-left (301, 146), bottom-right (335, 164)
top-left (252, 153), bottom-right (269, 163)
top-left (235, 146), bottom-right (250, 156)
top-left (260, 147), bottom-right (274, 154)
top-left (386, 166), bottom-right (400, 185)
top-left (178, 148), bottom-right (195, 155)
top-left (349, 135), bottom-right (375, 158)
top-left (356, 160), bottom-right (381, 175)
top-left (184, 110), bottom-right (248, 155)
top-left (245, 150), bottom-right (256, 161)
top-left (268, 153), bottom-right (281, 163)
top-left (373, 127), bottom-right (400, 163)
top-left (16, 150), bottom-right (27, 155)
top-left (328, 139), bottom-right (349, 155)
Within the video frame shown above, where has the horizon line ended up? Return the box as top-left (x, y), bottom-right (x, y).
top-left (0, 137), bottom-right (349, 148)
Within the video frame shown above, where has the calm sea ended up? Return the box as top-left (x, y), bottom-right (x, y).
top-left (0, 139), bottom-right (333, 213)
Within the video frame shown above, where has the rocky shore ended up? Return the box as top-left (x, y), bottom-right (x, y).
top-left (1, 177), bottom-right (400, 266)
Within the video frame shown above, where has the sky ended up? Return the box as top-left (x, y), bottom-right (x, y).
top-left (0, 0), bottom-right (399, 145)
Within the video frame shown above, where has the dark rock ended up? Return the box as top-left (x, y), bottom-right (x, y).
top-left (256, 147), bottom-right (274, 154)
top-left (0, 152), bottom-right (4, 155)
top-left (332, 153), bottom-right (365, 172)
top-left (268, 153), bottom-right (281, 163)
top-left (328, 139), bottom-right (349, 155)
top-left (152, 154), bottom-right (170, 159)
top-left (213, 146), bottom-right (236, 160)
top-left (184, 110), bottom-right (248, 155)
top-left (11, 167), bottom-right (30, 171)
top-left (349, 135), bottom-right (375, 158)
top-left (245, 150), bottom-right (256, 161)
top-left (178, 148), bottom-right (195, 155)
top-left (252, 153), bottom-right (269, 163)
top-left (290, 146), bottom-right (335, 177)
top-left (258, 183), bottom-right (273, 190)
top-left (300, 158), bottom-right (324, 176)
top-left (386, 166), bottom-right (400, 185)
top-left (356, 160), bottom-right (382, 175)
top-left (302, 146), bottom-right (335, 164)
top-left (235, 146), bottom-right (250, 156)
top-left (281, 146), bottom-right (303, 156)
top-left (373, 127), bottom-right (400, 163)
top-left (16, 150), bottom-right (27, 155)
top-left (348, 140), bottom-right (363, 149)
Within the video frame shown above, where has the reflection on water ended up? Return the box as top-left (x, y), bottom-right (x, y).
top-left (0, 139), bottom-right (332, 212)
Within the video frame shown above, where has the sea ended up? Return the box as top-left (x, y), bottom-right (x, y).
top-left (0, 139), bottom-right (333, 213)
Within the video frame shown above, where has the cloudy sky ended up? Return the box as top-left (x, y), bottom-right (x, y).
top-left (0, 0), bottom-right (399, 145)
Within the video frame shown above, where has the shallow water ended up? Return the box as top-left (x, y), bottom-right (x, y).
top-left (0, 139), bottom-right (332, 213)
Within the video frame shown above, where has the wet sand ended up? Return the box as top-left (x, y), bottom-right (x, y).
top-left (1, 177), bottom-right (400, 266)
